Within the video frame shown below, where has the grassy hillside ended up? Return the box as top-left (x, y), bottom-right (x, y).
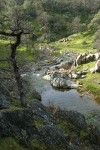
top-left (51, 31), bottom-right (96, 54)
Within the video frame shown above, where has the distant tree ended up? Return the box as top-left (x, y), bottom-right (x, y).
top-left (88, 11), bottom-right (100, 31)
top-left (71, 16), bottom-right (81, 34)
top-left (93, 29), bottom-right (100, 51)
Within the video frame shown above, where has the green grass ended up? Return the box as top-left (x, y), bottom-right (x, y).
top-left (0, 39), bottom-right (39, 62)
top-left (73, 62), bottom-right (100, 102)
top-left (50, 31), bottom-right (96, 55)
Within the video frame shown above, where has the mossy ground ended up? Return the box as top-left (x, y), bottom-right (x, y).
top-left (73, 62), bottom-right (100, 102)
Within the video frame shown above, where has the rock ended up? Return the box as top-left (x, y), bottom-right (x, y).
top-left (90, 60), bottom-right (100, 73)
top-left (0, 109), bottom-right (38, 145)
top-left (27, 100), bottom-right (54, 125)
top-left (68, 71), bottom-right (87, 79)
top-left (43, 74), bottom-right (51, 81)
top-left (88, 125), bottom-right (100, 146)
top-left (58, 61), bottom-right (73, 70)
top-left (68, 71), bottom-right (80, 79)
top-left (74, 53), bottom-right (97, 66)
top-left (27, 89), bottom-right (41, 101)
top-left (75, 54), bottom-right (83, 66)
top-left (90, 67), bottom-right (96, 73)
top-left (50, 77), bottom-right (77, 89)
top-left (50, 78), bottom-right (68, 88)
top-left (94, 53), bottom-right (100, 60)
top-left (95, 59), bottom-right (100, 72)
top-left (38, 125), bottom-right (70, 149)
top-left (59, 38), bottom-right (68, 42)
top-left (66, 80), bottom-right (78, 88)
top-left (0, 94), bottom-right (11, 109)
top-left (86, 54), bottom-right (95, 62)
top-left (49, 61), bottom-right (73, 71)
top-left (54, 109), bottom-right (87, 130)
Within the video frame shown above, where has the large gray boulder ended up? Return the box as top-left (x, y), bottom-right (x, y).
top-left (50, 77), bottom-right (77, 89)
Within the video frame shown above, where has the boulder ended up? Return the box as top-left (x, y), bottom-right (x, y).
top-left (26, 89), bottom-right (41, 101)
top-left (27, 100), bottom-right (55, 125)
top-left (38, 125), bottom-right (70, 149)
top-left (74, 53), bottom-right (98, 66)
top-left (86, 54), bottom-right (95, 62)
top-left (58, 61), bottom-right (73, 70)
top-left (0, 94), bottom-right (11, 109)
top-left (50, 77), bottom-right (68, 88)
top-left (95, 59), bottom-right (100, 72)
top-left (75, 54), bottom-right (83, 66)
top-left (68, 71), bottom-right (87, 79)
top-left (0, 109), bottom-right (38, 145)
top-left (43, 74), bottom-right (51, 81)
top-left (54, 109), bottom-right (87, 130)
top-left (88, 125), bottom-right (100, 146)
top-left (94, 53), bottom-right (100, 60)
top-left (90, 60), bottom-right (100, 73)
top-left (50, 77), bottom-right (77, 89)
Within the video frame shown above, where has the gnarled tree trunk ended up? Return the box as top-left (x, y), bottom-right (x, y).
top-left (10, 32), bottom-right (25, 106)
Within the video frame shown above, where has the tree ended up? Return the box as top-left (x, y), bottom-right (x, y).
top-left (0, 0), bottom-right (32, 106)
top-left (71, 16), bottom-right (81, 34)
top-left (93, 28), bottom-right (100, 51)
top-left (88, 11), bottom-right (100, 51)
top-left (88, 10), bottom-right (100, 31)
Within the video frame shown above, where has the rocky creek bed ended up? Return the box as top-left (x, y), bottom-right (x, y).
top-left (22, 53), bottom-right (100, 129)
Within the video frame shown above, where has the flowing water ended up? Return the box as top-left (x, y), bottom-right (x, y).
top-left (28, 71), bottom-right (100, 127)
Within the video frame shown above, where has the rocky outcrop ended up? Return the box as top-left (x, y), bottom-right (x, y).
top-left (49, 61), bottom-right (73, 70)
top-left (54, 109), bottom-right (87, 130)
top-left (0, 109), bottom-right (38, 145)
top-left (27, 100), bottom-right (55, 125)
top-left (68, 71), bottom-right (87, 79)
top-left (0, 94), bottom-right (11, 109)
top-left (90, 60), bottom-right (100, 73)
top-left (0, 103), bottom-right (100, 149)
top-left (25, 89), bottom-right (41, 101)
top-left (38, 125), bottom-right (70, 149)
top-left (88, 125), bottom-right (100, 146)
top-left (74, 53), bottom-right (100, 66)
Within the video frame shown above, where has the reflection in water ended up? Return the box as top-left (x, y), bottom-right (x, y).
top-left (30, 73), bottom-right (100, 115)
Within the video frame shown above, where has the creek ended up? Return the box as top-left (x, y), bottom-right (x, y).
top-left (23, 55), bottom-right (100, 127)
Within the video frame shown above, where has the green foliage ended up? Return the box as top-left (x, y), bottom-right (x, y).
top-left (88, 10), bottom-right (100, 31)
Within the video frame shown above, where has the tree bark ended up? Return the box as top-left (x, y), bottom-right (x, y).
top-left (10, 32), bottom-right (25, 106)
